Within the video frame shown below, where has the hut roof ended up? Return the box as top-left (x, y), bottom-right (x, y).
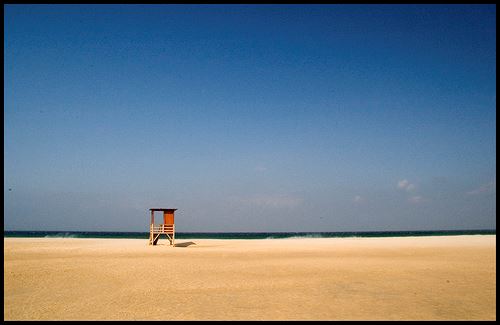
top-left (149, 208), bottom-right (177, 212)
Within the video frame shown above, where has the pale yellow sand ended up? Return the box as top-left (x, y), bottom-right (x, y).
top-left (4, 235), bottom-right (496, 320)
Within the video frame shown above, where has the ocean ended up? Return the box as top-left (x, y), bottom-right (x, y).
top-left (3, 229), bottom-right (495, 240)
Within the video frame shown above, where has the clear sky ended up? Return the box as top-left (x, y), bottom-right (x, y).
top-left (4, 4), bottom-right (496, 232)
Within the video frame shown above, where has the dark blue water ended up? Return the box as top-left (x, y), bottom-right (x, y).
top-left (3, 229), bottom-right (495, 239)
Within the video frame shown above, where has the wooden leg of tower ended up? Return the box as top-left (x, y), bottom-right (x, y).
top-left (153, 233), bottom-right (160, 245)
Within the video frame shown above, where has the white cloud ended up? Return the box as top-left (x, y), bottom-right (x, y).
top-left (353, 195), bottom-right (364, 203)
top-left (397, 179), bottom-right (409, 189)
top-left (406, 183), bottom-right (416, 191)
top-left (397, 179), bottom-right (416, 191)
top-left (254, 165), bottom-right (267, 172)
top-left (408, 195), bottom-right (423, 204)
top-left (466, 179), bottom-right (496, 196)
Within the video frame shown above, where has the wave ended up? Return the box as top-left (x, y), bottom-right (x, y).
top-left (266, 233), bottom-right (326, 240)
top-left (44, 232), bottom-right (80, 238)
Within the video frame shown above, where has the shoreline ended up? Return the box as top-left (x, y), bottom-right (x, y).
top-left (4, 235), bottom-right (496, 320)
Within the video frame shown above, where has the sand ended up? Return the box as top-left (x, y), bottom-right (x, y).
top-left (3, 235), bottom-right (496, 320)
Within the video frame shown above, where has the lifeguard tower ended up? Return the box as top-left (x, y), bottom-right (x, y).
top-left (149, 208), bottom-right (177, 246)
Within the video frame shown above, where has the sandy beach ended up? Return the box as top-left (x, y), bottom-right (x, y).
top-left (4, 235), bottom-right (496, 320)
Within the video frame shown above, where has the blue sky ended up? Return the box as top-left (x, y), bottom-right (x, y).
top-left (4, 4), bottom-right (496, 232)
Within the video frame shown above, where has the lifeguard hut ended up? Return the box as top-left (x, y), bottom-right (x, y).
top-left (149, 208), bottom-right (177, 246)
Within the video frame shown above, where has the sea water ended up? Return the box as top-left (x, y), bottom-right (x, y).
top-left (3, 229), bottom-right (495, 240)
